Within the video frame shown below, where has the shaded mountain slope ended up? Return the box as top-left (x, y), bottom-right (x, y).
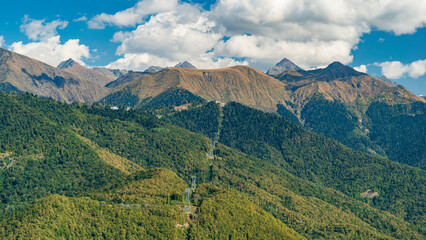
top-left (0, 48), bottom-right (108, 103)
top-left (105, 71), bottom-right (146, 88)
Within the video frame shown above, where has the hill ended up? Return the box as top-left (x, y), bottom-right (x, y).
top-left (0, 48), bottom-right (108, 103)
top-left (166, 101), bottom-right (426, 231)
top-left (103, 66), bottom-right (291, 111)
top-left (175, 61), bottom-right (196, 69)
top-left (1, 168), bottom-right (303, 239)
top-left (0, 92), bottom-right (424, 238)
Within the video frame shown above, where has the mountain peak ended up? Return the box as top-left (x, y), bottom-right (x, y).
top-left (144, 66), bottom-right (163, 73)
top-left (175, 61), bottom-right (196, 69)
top-left (326, 61), bottom-right (345, 69)
top-left (57, 58), bottom-right (79, 69)
top-left (266, 58), bottom-right (303, 76)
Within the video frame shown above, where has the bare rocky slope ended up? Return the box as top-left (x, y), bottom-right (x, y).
top-left (105, 66), bottom-right (291, 111)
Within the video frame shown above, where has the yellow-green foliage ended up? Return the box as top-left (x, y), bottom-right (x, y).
top-left (74, 133), bottom-right (143, 175)
top-left (0, 169), bottom-right (305, 240)
top-left (0, 195), bottom-right (179, 240)
top-left (210, 145), bottom-right (422, 239)
top-left (93, 168), bottom-right (188, 205)
top-left (190, 184), bottom-right (305, 240)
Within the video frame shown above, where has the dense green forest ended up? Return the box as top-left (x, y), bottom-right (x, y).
top-left (300, 94), bottom-right (386, 156)
top-left (1, 168), bottom-right (304, 239)
top-left (366, 101), bottom-right (425, 168)
top-left (167, 101), bottom-right (425, 232)
top-left (0, 92), bottom-right (424, 239)
top-left (297, 93), bottom-right (425, 169)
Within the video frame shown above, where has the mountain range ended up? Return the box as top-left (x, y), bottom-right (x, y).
top-left (0, 48), bottom-right (109, 103)
top-left (0, 48), bottom-right (425, 239)
top-left (103, 66), bottom-right (290, 111)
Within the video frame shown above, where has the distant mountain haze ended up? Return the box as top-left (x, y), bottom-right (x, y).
top-left (92, 67), bottom-right (128, 81)
top-left (57, 58), bottom-right (115, 86)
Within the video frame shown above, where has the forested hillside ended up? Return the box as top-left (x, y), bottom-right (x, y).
top-left (0, 93), bottom-right (424, 239)
top-left (298, 93), bottom-right (425, 169)
top-left (1, 168), bottom-right (304, 239)
top-left (167, 101), bottom-right (425, 232)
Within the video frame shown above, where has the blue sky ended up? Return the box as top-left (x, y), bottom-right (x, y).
top-left (1, 0), bottom-right (425, 95)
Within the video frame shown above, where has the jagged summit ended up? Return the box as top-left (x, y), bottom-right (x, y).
top-left (266, 58), bottom-right (303, 76)
top-left (57, 58), bottom-right (79, 69)
top-left (175, 61), bottom-right (196, 69)
top-left (144, 66), bottom-right (163, 73)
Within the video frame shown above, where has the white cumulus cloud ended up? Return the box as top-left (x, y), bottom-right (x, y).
top-left (210, 0), bottom-right (426, 69)
top-left (0, 36), bottom-right (4, 48)
top-left (377, 60), bottom-right (426, 79)
top-left (107, 3), bottom-right (245, 70)
top-left (354, 65), bottom-right (367, 73)
top-left (74, 16), bottom-right (88, 22)
top-left (215, 35), bottom-right (354, 70)
top-left (93, 0), bottom-right (426, 71)
top-left (20, 15), bottom-right (68, 41)
top-left (10, 36), bottom-right (90, 67)
top-left (409, 60), bottom-right (426, 78)
top-left (10, 16), bottom-right (90, 67)
top-left (88, 0), bottom-right (178, 29)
